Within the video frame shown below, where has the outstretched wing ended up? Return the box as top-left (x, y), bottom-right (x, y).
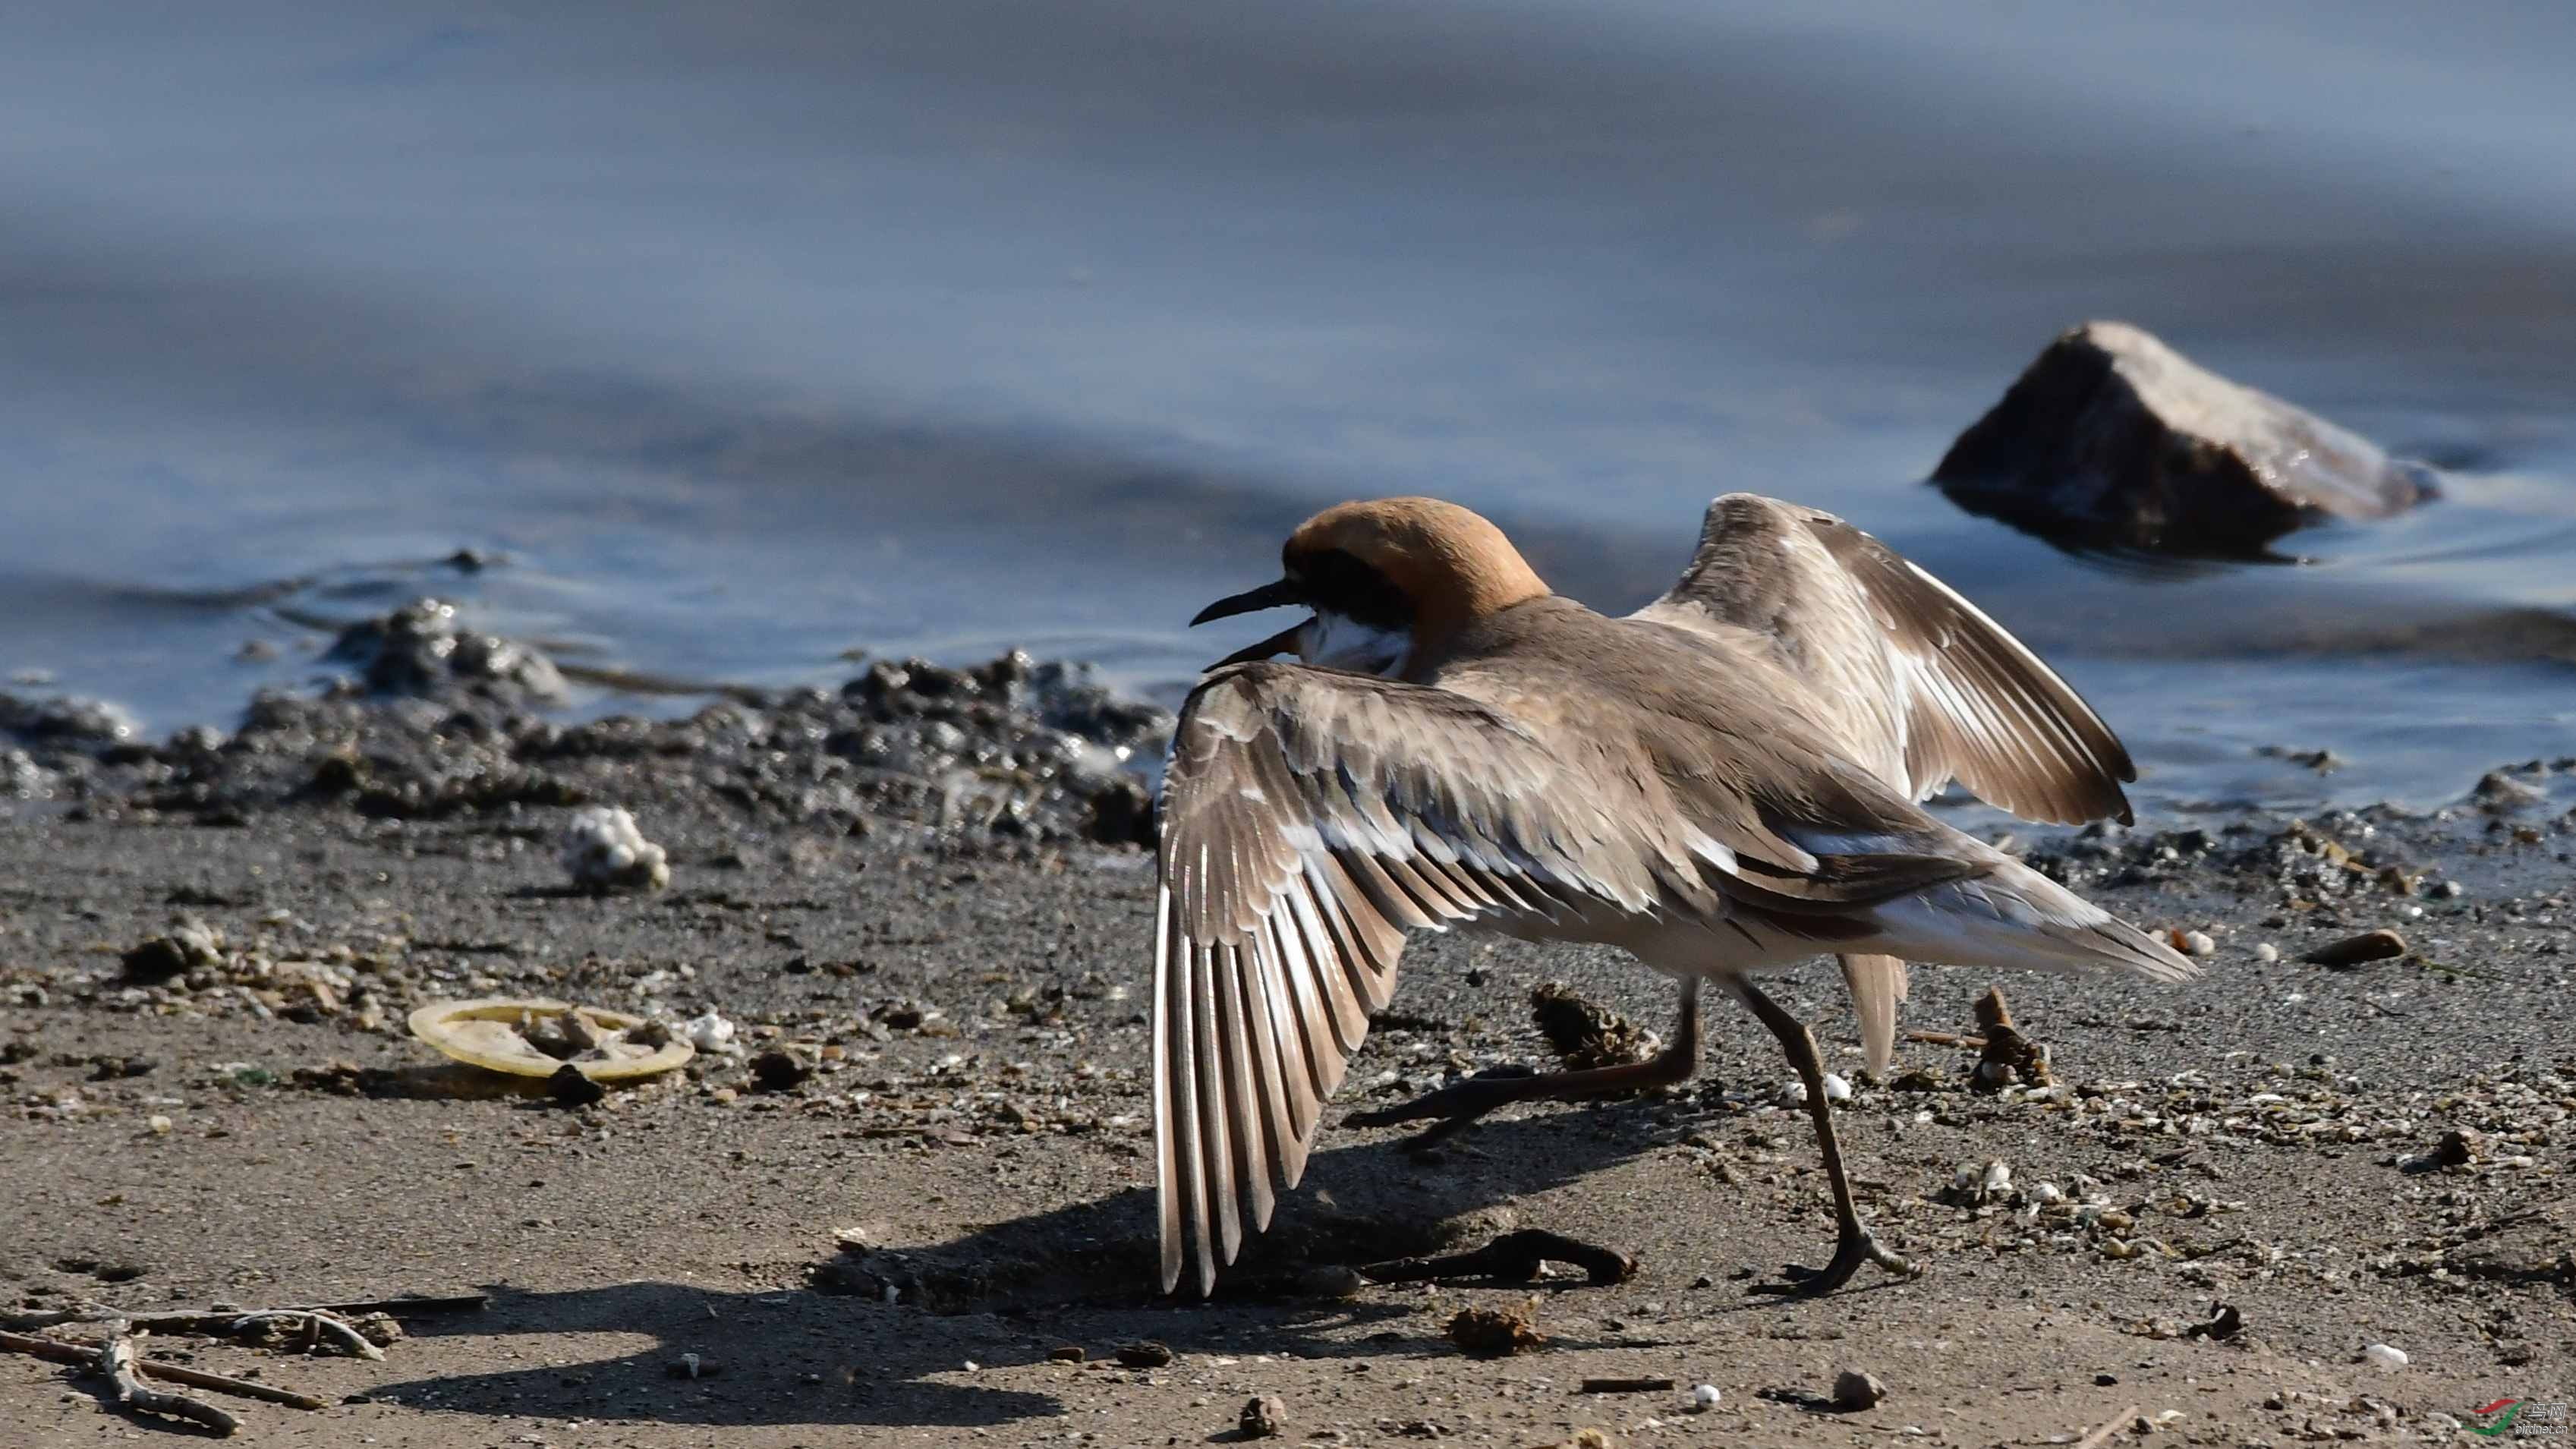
top-left (1153, 660), bottom-right (1979, 1295)
top-left (1635, 493), bottom-right (2134, 826)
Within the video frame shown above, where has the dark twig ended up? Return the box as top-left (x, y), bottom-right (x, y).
top-left (1579, 1375), bottom-right (1676, 1394)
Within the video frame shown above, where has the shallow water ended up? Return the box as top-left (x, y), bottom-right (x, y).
top-left (3, 1), bottom-right (2571, 817)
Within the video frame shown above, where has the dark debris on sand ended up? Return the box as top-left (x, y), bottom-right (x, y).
top-left (5, 598), bottom-right (1170, 849)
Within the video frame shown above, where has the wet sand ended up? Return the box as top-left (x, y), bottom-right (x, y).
top-left (2, 656), bottom-right (2569, 1446)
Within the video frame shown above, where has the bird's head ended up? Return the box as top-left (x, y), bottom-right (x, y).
top-left (1191, 497), bottom-right (1551, 675)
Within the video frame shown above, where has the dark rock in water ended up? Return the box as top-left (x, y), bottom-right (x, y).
top-left (0, 692), bottom-right (140, 753)
top-left (2471, 770), bottom-right (2546, 812)
top-left (326, 598), bottom-right (566, 707)
top-left (1934, 321), bottom-right (2436, 556)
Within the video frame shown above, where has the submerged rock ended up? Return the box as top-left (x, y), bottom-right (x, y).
top-left (1933, 321), bottom-right (2435, 556)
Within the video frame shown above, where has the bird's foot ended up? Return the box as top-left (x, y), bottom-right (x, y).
top-left (1747, 1227), bottom-right (1917, 1297)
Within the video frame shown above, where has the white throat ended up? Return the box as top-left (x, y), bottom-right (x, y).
top-left (1299, 612), bottom-right (1409, 676)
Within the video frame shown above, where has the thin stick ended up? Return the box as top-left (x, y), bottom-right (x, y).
top-left (1579, 1376), bottom-right (1676, 1394)
top-left (2073, 1405), bottom-right (2139, 1449)
top-left (228, 1311), bottom-right (384, 1361)
top-left (0, 1328), bottom-right (326, 1411)
top-left (99, 1319), bottom-right (241, 1435)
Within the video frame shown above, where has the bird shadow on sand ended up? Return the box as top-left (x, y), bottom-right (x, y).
top-left (364, 1095), bottom-right (1829, 1432)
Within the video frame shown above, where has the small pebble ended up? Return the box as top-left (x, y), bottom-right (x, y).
top-left (146, 1115), bottom-right (173, 1135)
top-left (2253, 943), bottom-right (2280, 963)
top-left (2360, 1343), bottom-right (2408, 1372)
top-left (2182, 931), bottom-right (2215, 956)
top-left (748, 1048), bottom-right (811, 1092)
top-left (1979, 1160), bottom-right (2012, 1199)
top-left (2301, 929), bottom-right (2406, 968)
top-left (1820, 1073), bottom-right (1852, 1103)
top-left (1690, 1384), bottom-right (1721, 1411)
top-left (546, 1063), bottom-right (606, 1107)
top-left (1831, 1369), bottom-right (1887, 1410)
top-left (1239, 1394), bottom-right (1287, 1439)
top-left (1116, 1340), bottom-right (1175, 1369)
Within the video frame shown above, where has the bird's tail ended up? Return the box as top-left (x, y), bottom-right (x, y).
top-left (1838, 953), bottom-right (1909, 1078)
top-left (1863, 860), bottom-right (2198, 984)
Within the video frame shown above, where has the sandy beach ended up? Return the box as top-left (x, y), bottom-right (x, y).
top-left (2, 652), bottom-right (2567, 1447)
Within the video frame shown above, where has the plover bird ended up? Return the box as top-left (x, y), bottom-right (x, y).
top-left (1154, 495), bottom-right (2192, 1297)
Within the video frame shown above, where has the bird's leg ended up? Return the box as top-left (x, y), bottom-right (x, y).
top-left (1346, 979), bottom-right (1700, 1150)
top-left (1724, 975), bottom-right (1917, 1296)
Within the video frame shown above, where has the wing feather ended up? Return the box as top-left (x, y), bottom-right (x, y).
top-left (1152, 659), bottom-right (1983, 1293)
top-left (1635, 493), bottom-right (2134, 825)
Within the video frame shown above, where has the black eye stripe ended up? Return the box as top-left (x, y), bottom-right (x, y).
top-left (1290, 548), bottom-right (1410, 631)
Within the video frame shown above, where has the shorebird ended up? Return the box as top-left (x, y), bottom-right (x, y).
top-left (1154, 495), bottom-right (2192, 1298)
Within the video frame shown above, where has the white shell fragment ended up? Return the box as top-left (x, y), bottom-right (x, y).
top-left (2360, 1343), bottom-right (2408, 1372)
top-left (1778, 1079), bottom-right (1809, 1107)
top-left (1979, 1160), bottom-right (2013, 1199)
top-left (683, 1010), bottom-right (738, 1054)
top-left (1690, 1384), bottom-right (1721, 1410)
top-left (561, 805), bottom-right (671, 893)
top-left (1820, 1072), bottom-right (1853, 1103)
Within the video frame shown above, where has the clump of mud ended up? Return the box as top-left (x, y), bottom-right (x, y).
top-left (1529, 981), bottom-right (1652, 1070)
top-left (1446, 1299), bottom-right (1545, 1356)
